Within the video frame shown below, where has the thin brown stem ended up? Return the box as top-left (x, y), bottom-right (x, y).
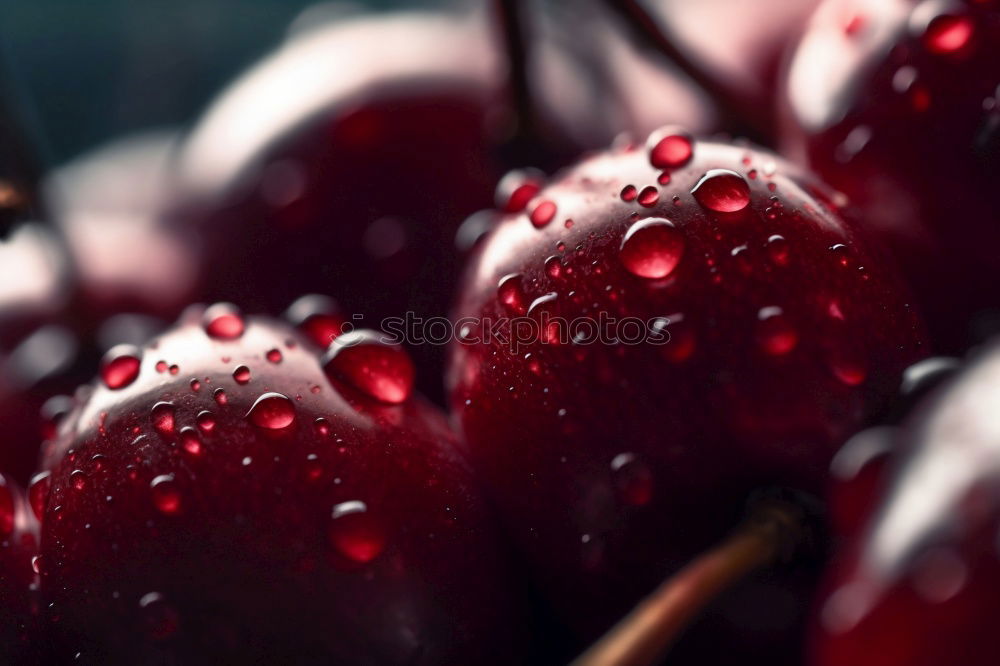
top-left (571, 500), bottom-right (804, 666)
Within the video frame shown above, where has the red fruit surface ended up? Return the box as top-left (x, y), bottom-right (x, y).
top-left (812, 342), bottom-right (1000, 666)
top-left (34, 306), bottom-right (522, 664)
top-left (781, 0), bottom-right (1000, 350)
top-left (0, 474), bottom-right (39, 662)
top-left (448, 134), bottom-right (927, 660)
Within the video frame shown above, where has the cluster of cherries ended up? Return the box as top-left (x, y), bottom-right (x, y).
top-left (1, 0), bottom-right (999, 664)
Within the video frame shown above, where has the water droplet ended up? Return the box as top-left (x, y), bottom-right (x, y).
top-left (329, 500), bottom-right (385, 564)
top-left (151, 402), bottom-right (176, 435)
top-left (756, 307), bottom-right (798, 355)
top-left (305, 453), bottom-right (323, 482)
top-left (232, 365), bottom-right (251, 385)
top-left (620, 218), bottom-right (685, 279)
top-left (189, 379), bottom-right (201, 392)
top-left (691, 169), bottom-right (751, 212)
top-left (139, 591), bottom-right (180, 640)
top-left (100, 345), bottom-right (142, 390)
top-left (202, 303), bottom-right (245, 340)
top-left (766, 234), bottom-right (790, 266)
top-left (69, 469), bottom-right (87, 491)
top-left (179, 427), bottom-right (203, 457)
top-left (647, 127), bottom-right (694, 168)
top-left (150, 475), bottom-right (181, 515)
top-left (530, 200), bottom-right (557, 228)
top-left (545, 255), bottom-right (563, 279)
top-left (28, 471), bottom-right (50, 521)
top-left (196, 411), bottom-right (216, 433)
top-left (637, 186), bottom-right (659, 207)
top-left (213, 388), bottom-right (228, 405)
top-left (922, 14), bottom-right (973, 55)
top-left (828, 352), bottom-right (868, 386)
top-left (314, 418), bottom-right (331, 436)
top-left (496, 168), bottom-right (544, 212)
top-left (246, 392), bottom-right (296, 429)
top-left (155, 360), bottom-right (168, 373)
top-left (498, 274), bottom-right (528, 315)
top-left (610, 453), bottom-right (653, 507)
top-left (266, 348), bottom-right (283, 363)
top-left (40, 395), bottom-right (73, 441)
top-left (283, 294), bottom-right (345, 348)
top-left (322, 331), bottom-right (415, 404)
top-left (31, 555), bottom-right (44, 575)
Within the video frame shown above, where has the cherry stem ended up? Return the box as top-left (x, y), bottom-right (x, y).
top-left (601, 0), bottom-right (765, 140)
top-left (571, 499), bottom-right (805, 666)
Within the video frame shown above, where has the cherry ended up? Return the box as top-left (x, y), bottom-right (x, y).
top-left (447, 131), bottom-right (927, 660)
top-left (33, 304), bottom-right (523, 663)
top-left (0, 474), bottom-right (40, 662)
top-left (780, 0), bottom-right (1000, 351)
top-left (45, 129), bottom-right (200, 320)
top-left (811, 343), bottom-right (1000, 666)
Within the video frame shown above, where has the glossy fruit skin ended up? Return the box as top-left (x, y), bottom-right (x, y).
top-left (448, 136), bottom-right (927, 659)
top-left (0, 475), bottom-right (39, 663)
top-left (781, 0), bottom-right (1000, 351)
top-left (34, 308), bottom-right (521, 664)
top-left (811, 342), bottom-right (1000, 666)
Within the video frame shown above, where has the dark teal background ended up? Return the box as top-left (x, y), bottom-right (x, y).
top-left (0, 0), bottom-right (427, 164)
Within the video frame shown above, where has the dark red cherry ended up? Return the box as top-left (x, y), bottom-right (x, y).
top-left (780, 0), bottom-right (1000, 351)
top-left (45, 129), bottom-right (200, 320)
top-left (811, 342), bottom-right (1000, 666)
top-left (448, 132), bottom-right (927, 661)
top-left (0, 474), bottom-right (39, 662)
top-left (33, 305), bottom-right (522, 664)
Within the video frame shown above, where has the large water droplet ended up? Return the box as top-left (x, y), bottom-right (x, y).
top-left (150, 474), bottom-right (182, 515)
top-left (620, 218), bottom-right (685, 279)
top-left (179, 427), bottom-right (203, 457)
top-left (637, 186), bottom-right (659, 207)
top-left (202, 303), bottom-right (245, 340)
top-left (329, 500), bottom-right (385, 564)
top-left (691, 169), bottom-right (751, 212)
top-left (530, 200), bottom-right (557, 228)
top-left (647, 127), bottom-right (694, 168)
top-left (232, 365), bottom-right (252, 385)
top-left (196, 410), bottom-right (216, 433)
top-left (151, 402), bottom-right (176, 435)
top-left (322, 330), bottom-right (415, 404)
top-left (922, 14), bottom-right (973, 55)
top-left (283, 294), bottom-right (345, 349)
top-left (246, 392), bottom-right (297, 429)
top-left (100, 344), bottom-right (142, 390)
top-left (497, 274), bottom-right (528, 315)
top-left (756, 306), bottom-right (798, 355)
top-left (496, 168), bottom-right (544, 213)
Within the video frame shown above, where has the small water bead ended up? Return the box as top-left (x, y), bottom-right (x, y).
top-left (151, 402), bottom-right (176, 435)
top-left (266, 348), bottom-right (283, 363)
top-left (69, 470), bottom-right (87, 491)
top-left (497, 274), bottom-right (528, 315)
top-left (155, 360), bottom-right (168, 373)
top-left (202, 302), bottom-right (245, 340)
top-left (305, 454), bottom-right (323, 482)
top-left (691, 169), bottom-right (751, 213)
top-left (28, 471), bottom-right (51, 521)
top-left (314, 418), bottom-right (331, 436)
top-left (40, 395), bottom-right (74, 441)
top-left (284, 294), bottom-right (345, 348)
top-left (213, 388), bottom-right (228, 405)
top-left (190, 379), bottom-right (201, 392)
top-left (545, 255), bottom-right (563, 279)
top-left (530, 200), bottom-right (557, 228)
top-left (830, 243), bottom-right (851, 267)
top-left (610, 453), bottom-right (654, 507)
top-left (169, 365), bottom-right (179, 375)
top-left (828, 351), bottom-right (869, 387)
top-left (100, 344), bottom-right (142, 390)
top-left (637, 186), bottom-right (659, 207)
top-left (196, 411), bottom-right (216, 433)
top-left (0, 477), bottom-right (13, 536)
top-left (233, 365), bottom-right (252, 385)
top-left (246, 392), bottom-right (297, 429)
top-left (646, 127), bottom-right (694, 168)
top-left (329, 500), bottom-right (386, 564)
top-left (496, 168), bottom-right (544, 212)
top-left (922, 14), bottom-right (974, 55)
top-left (150, 475), bottom-right (182, 515)
top-left (620, 185), bottom-right (638, 202)
top-left (179, 427), bottom-right (203, 457)
top-left (31, 555), bottom-right (44, 575)
top-left (766, 234), bottom-right (790, 266)
top-left (619, 218), bottom-right (686, 279)
top-left (564, 219), bottom-right (574, 229)
top-left (756, 306), bottom-right (798, 356)
top-left (139, 591), bottom-right (180, 640)
top-left (657, 171), bottom-right (672, 185)
top-left (323, 330), bottom-right (415, 404)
